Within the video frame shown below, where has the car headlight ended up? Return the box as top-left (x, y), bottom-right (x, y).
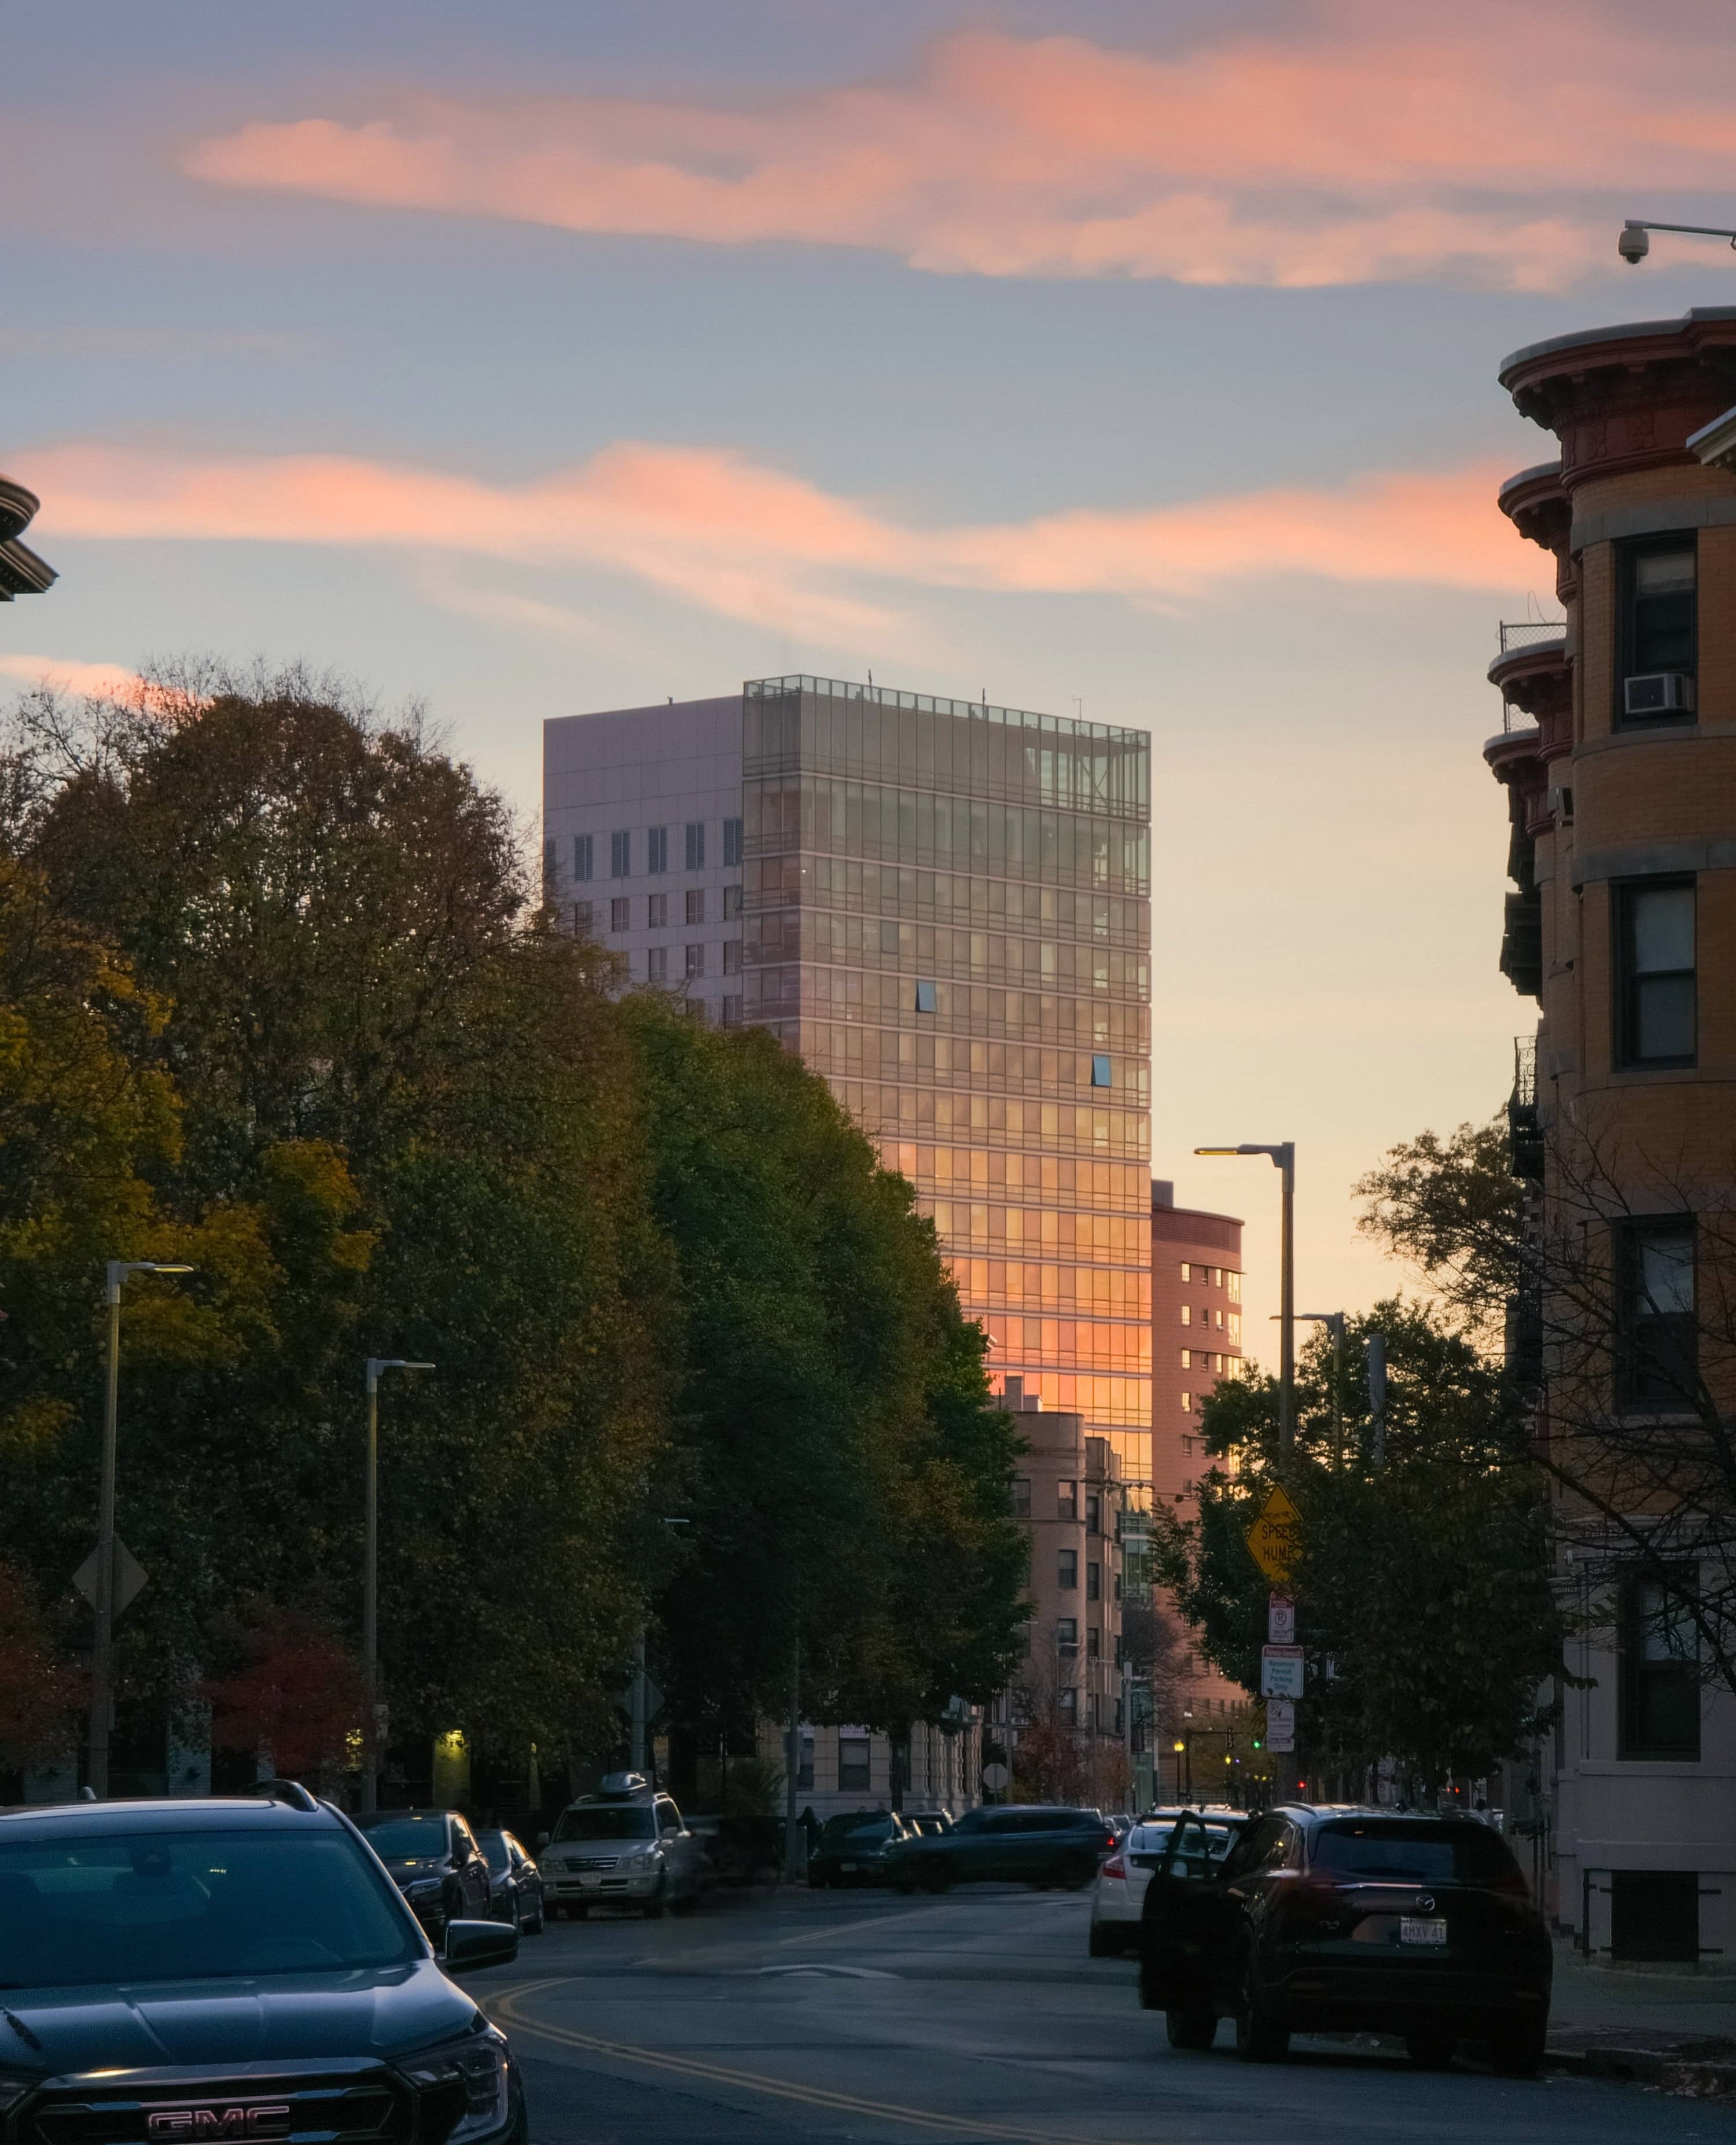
top-left (398, 2028), bottom-right (511, 2145)
top-left (406, 1877), bottom-right (446, 1899)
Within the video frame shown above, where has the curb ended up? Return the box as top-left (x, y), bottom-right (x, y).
top-left (1547, 2046), bottom-right (1736, 2098)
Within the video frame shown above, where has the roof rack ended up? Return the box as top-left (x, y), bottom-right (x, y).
top-left (249, 1779), bottom-right (319, 1812)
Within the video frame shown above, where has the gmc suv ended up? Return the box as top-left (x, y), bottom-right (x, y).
top-left (0, 1786), bottom-right (525, 2145)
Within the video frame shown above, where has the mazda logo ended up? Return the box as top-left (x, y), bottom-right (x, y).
top-left (146, 2104), bottom-right (292, 2140)
top-left (1416, 1895), bottom-right (1435, 1914)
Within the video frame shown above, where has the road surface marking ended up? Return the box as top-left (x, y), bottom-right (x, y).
top-left (494, 1978), bottom-right (1086, 2143)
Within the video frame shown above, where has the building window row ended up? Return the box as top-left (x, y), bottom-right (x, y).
top-left (950, 1256), bottom-right (1150, 1319)
top-left (1180, 1264), bottom-right (1242, 1303)
top-left (777, 855), bottom-right (1150, 946)
top-left (755, 959), bottom-right (1150, 1052)
top-left (833, 1083), bottom-right (1149, 1160)
top-left (568, 818), bottom-right (744, 882)
top-left (595, 887), bottom-right (742, 933)
top-left (763, 907), bottom-right (1150, 994)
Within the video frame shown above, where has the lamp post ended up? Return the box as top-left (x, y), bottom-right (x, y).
top-left (87, 1260), bottom-right (194, 1800)
top-left (1196, 1143), bottom-right (1295, 1448)
top-left (363, 1357), bottom-right (434, 1813)
top-left (1281, 1311), bottom-right (1346, 1467)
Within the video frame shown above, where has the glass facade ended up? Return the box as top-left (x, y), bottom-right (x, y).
top-left (742, 675), bottom-right (1153, 1472)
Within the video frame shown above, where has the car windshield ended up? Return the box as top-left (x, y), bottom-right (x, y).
top-left (1129, 1823), bottom-right (1175, 1852)
top-left (821, 1815), bottom-right (891, 1843)
top-left (1311, 1822), bottom-right (1521, 1886)
top-left (479, 1832), bottom-right (510, 1872)
top-left (0, 1827), bottom-right (420, 1989)
top-left (552, 1806), bottom-right (655, 1842)
top-left (355, 1814), bottom-right (448, 1860)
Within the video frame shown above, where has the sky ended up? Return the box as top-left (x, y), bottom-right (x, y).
top-left (5, 0), bottom-right (1735, 1352)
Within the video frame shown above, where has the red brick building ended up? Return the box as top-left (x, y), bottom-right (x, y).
top-left (1149, 1181), bottom-right (1248, 1794)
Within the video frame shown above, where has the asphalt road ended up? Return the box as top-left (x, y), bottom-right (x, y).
top-left (472, 1884), bottom-right (1734, 2145)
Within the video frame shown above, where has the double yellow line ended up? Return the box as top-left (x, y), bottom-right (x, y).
top-left (492, 1977), bottom-right (1084, 2144)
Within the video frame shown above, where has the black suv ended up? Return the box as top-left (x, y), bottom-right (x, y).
top-left (0, 1789), bottom-right (526, 2145)
top-left (887, 1805), bottom-right (1115, 1892)
top-left (1139, 1805), bottom-right (1551, 2073)
top-left (352, 1808), bottom-right (494, 1939)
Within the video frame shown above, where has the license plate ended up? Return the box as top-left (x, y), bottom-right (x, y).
top-left (1400, 1916), bottom-right (1448, 1947)
top-left (581, 1874), bottom-right (602, 1887)
top-left (840, 1861), bottom-right (859, 1872)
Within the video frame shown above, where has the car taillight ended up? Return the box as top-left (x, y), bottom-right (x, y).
top-left (1102, 1833), bottom-right (1116, 1852)
top-left (1492, 1865), bottom-right (1530, 1897)
top-left (1102, 1855), bottom-right (1126, 1880)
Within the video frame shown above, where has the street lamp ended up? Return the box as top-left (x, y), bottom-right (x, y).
top-left (89, 1259), bottom-right (194, 1799)
top-left (362, 1357), bottom-right (435, 1813)
top-left (1195, 1143), bottom-right (1295, 1448)
top-left (1618, 218), bottom-right (1736, 264)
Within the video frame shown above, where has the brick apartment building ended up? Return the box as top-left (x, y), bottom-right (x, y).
top-left (1485, 306), bottom-right (1736, 1964)
top-left (1148, 1181), bottom-right (1249, 1800)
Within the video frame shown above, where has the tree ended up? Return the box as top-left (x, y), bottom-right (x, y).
top-left (624, 997), bottom-right (1028, 1764)
top-left (1154, 1304), bottom-right (1563, 1796)
top-left (1360, 1111), bottom-right (1736, 1712)
top-left (0, 675), bottom-right (670, 1760)
top-left (0, 1560), bottom-right (84, 1780)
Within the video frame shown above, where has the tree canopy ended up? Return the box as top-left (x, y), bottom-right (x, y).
top-left (0, 672), bottom-right (1024, 1791)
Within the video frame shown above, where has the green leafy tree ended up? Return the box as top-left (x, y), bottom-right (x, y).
top-left (624, 998), bottom-right (1028, 1758)
top-left (1155, 1303), bottom-right (1562, 1796)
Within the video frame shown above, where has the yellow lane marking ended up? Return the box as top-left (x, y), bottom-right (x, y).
top-left (493, 1978), bottom-right (1086, 2144)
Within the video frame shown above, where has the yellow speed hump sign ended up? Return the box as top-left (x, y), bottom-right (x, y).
top-left (1245, 1484), bottom-right (1301, 1584)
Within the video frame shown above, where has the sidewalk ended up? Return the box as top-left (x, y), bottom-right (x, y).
top-left (1548, 1938), bottom-right (1736, 2094)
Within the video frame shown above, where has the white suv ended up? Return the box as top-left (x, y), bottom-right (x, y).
top-left (1088, 1808), bottom-right (1248, 1956)
top-left (538, 1773), bottom-right (707, 1918)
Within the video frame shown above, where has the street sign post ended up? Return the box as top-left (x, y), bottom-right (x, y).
top-left (1265, 1698), bottom-right (1296, 1753)
top-left (1245, 1485), bottom-right (1301, 1584)
top-left (1267, 1594), bottom-right (1296, 1644)
top-left (1260, 1644), bottom-right (1304, 1698)
top-left (981, 1762), bottom-right (1010, 1793)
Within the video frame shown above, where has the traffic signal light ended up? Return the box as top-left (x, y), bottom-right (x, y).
top-left (1252, 1735), bottom-right (1263, 1749)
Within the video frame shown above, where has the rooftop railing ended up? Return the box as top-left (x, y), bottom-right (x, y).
top-left (1497, 619), bottom-right (1566, 656)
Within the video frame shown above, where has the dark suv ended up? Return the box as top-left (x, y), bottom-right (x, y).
top-left (1139, 1805), bottom-right (1551, 2073)
top-left (353, 1808), bottom-right (494, 1939)
top-left (887, 1805), bottom-right (1115, 1892)
top-left (0, 1789), bottom-right (525, 2145)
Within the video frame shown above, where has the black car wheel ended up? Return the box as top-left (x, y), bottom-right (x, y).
top-left (1087, 1920), bottom-right (1117, 1958)
top-left (922, 1859), bottom-right (953, 1894)
top-left (1166, 2005), bottom-right (1216, 2051)
top-left (1405, 2027), bottom-right (1456, 2070)
top-left (1233, 1951), bottom-right (1290, 2063)
top-left (1488, 2014), bottom-right (1547, 2078)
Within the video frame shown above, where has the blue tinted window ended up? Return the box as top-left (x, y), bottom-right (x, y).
top-left (915, 980), bottom-right (937, 1013)
top-left (1091, 1054), bottom-right (1112, 1087)
top-left (647, 826), bottom-right (668, 874)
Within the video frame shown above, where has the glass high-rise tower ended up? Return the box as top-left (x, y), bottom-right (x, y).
top-left (544, 675), bottom-right (1153, 1476)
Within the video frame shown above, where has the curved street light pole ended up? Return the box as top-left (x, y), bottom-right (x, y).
top-left (1195, 1143), bottom-right (1295, 1448)
top-left (89, 1259), bottom-right (194, 1799)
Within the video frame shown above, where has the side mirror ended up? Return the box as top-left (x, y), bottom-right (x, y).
top-left (537, 1831), bottom-right (550, 1849)
top-left (443, 1918), bottom-right (519, 1972)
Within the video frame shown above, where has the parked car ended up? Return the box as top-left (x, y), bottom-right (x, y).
top-left (1139, 1805), bottom-right (1552, 2073)
top-left (807, 1810), bottom-right (913, 1886)
top-left (353, 1806), bottom-right (494, 1940)
top-left (1089, 1808), bottom-right (1247, 1956)
top-left (538, 1772), bottom-right (706, 1917)
top-left (0, 1784), bottom-right (525, 2145)
top-left (477, 1827), bottom-right (546, 1934)
top-left (887, 1805), bottom-right (1116, 1892)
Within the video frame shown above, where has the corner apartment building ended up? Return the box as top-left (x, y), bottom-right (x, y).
top-left (544, 677), bottom-right (1154, 1477)
top-left (1485, 306), bottom-right (1736, 1966)
top-left (1149, 1182), bottom-right (1248, 1794)
top-left (1, 474), bottom-right (56, 601)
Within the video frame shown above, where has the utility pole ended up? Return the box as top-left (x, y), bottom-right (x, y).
top-left (363, 1357), bottom-right (434, 1813)
top-left (88, 1260), bottom-right (192, 1798)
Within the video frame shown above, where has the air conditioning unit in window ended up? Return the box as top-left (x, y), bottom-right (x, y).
top-left (1624, 672), bottom-right (1695, 716)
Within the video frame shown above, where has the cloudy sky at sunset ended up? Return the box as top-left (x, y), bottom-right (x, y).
top-left (6, 0), bottom-right (1733, 1341)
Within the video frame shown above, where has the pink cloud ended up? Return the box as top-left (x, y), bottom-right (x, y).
top-left (180, 8), bottom-right (1736, 289)
top-left (28, 439), bottom-right (1533, 640)
top-left (0, 653), bottom-right (198, 716)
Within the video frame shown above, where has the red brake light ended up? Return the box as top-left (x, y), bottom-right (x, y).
top-left (1102, 1854), bottom-right (1126, 1879)
top-left (1494, 1864), bottom-right (1529, 1896)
